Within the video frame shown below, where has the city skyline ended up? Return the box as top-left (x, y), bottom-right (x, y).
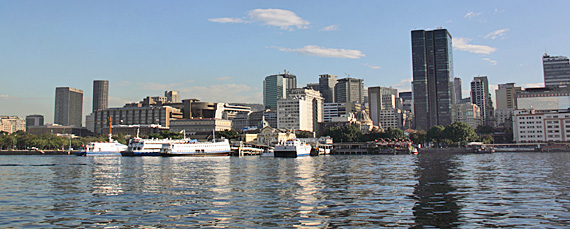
top-left (2, 1), bottom-right (569, 123)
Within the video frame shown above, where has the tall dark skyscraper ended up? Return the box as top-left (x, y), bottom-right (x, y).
top-left (543, 53), bottom-right (570, 88)
top-left (411, 29), bottom-right (455, 130)
top-left (93, 80), bottom-right (109, 112)
top-left (263, 70), bottom-right (297, 110)
top-left (55, 87), bottom-right (83, 127)
top-left (318, 74), bottom-right (338, 103)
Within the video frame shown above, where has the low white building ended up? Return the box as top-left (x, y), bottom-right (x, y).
top-left (0, 116), bottom-right (26, 134)
top-left (513, 109), bottom-right (570, 143)
top-left (378, 109), bottom-right (403, 129)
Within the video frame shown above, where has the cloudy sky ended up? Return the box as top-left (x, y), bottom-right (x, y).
top-left (1, 1), bottom-right (569, 123)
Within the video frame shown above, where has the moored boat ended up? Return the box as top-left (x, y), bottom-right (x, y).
top-left (159, 139), bottom-right (231, 157)
top-left (77, 141), bottom-right (127, 156)
top-left (121, 138), bottom-right (186, 156)
top-left (274, 139), bottom-right (312, 158)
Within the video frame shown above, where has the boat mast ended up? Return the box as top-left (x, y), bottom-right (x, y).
top-left (108, 116), bottom-right (112, 142)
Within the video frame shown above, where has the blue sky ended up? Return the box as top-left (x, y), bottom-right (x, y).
top-left (1, 1), bottom-right (570, 123)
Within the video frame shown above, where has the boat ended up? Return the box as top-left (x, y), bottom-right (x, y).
top-left (273, 139), bottom-right (312, 158)
top-left (77, 116), bottom-right (127, 156)
top-left (159, 139), bottom-right (231, 157)
top-left (76, 141), bottom-right (127, 156)
top-left (260, 149), bottom-right (274, 157)
top-left (466, 142), bottom-right (495, 153)
top-left (121, 138), bottom-right (186, 156)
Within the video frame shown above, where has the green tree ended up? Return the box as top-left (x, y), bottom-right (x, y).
top-left (443, 121), bottom-right (479, 145)
top-left (476, 125), bottom-right (495, 135)
top-left (382, 127), bottom-right (406, 139)
top-left (216, 129), bottom-right (239, 139)
top-left (480, 134), bottom-right (494, 144)
top-left (2, 135), bottom-right (17, 150)
top-left (426, 125), bottom-right (445, 146)
top-left (324, 125), bottom-right (362, 142)
top-left (409, 130), bottom-right (427, 145)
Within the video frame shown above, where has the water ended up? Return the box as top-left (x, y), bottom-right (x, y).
top-left (0, 153), bottom-right (569, 228)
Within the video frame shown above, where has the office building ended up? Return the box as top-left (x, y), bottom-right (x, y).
top-left (368, 87), bottom-right (399, 127)
top-left (471, 76), bottom-right (494, 126)
top-left (88, 106), bottom-right (182, 135)
top-left (454, 77), bottom-right (462, 104)
top-left (516, 87), bottom-right (570, 110)
top-left (92, 80), bottom-right (109, 112)
top-left (411, 28), bottom-right (455, 130)
top-left (165, 91), bottom-right (180, 103)
top-left (335, 78), bottom-right (364, 104)
top-left (263, 70), bottom-right (297, 110)
top-left (452, 103), bottom-right (481, 129)
top-left (277, 88), bottom-right (323, 132)
top-left (543, 53), bottom-right (570, 88)
top-left (319, 74), bottom-right (338, 103)
top-left (512, 109), bottom-right (570, 143)
top-left (54, 87), bottom-right (83, 127)
top-left (399, 91), bottom-right (413, 112)
top-left (25, 115), bottom-right (44, 131)
top-left (0, 116), bottom-right (26, 134)
top-left (495, 83), bottom-right (522, 127)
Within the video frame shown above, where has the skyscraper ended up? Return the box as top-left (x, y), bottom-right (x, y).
top-left (263, 70), bottom-right (297, 110)
top-left (471, 76), bottom-right (494, 127)
top-left (165, 90), bottom-right (180, 103)
top-left (543, 53), bottom-right (570, 88)
top-left (454, 77), bottom-right (462, 103)
top-left (26, 114), bottom-right (44, 131)
top-left (495, 83), bottom-right (521, 127)
top-left (334, 78), bottom-right (364, 104)
top-left (92, 80), bottom-right (109, 112)
top-left (368, 86), bottom-right (400, 128)
top-left (318, 74), bottom-right (338, 103)
top-left (54, 87), bottom-right (83, 127)
top-left (411, 28), bottom-right (455, 130)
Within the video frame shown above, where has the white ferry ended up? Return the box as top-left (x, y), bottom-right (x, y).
top-left (121, 138), bottom-right (187, 156)
top-left (159, 139), bottom-right (231, 157)
top-left (77, 141), bottom-right (127, 156)
top-left (273, 139), bottom-right (312, 158)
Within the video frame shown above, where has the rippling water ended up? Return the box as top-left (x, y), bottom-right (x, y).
top-left (0, 153), bottom-right (569, 227)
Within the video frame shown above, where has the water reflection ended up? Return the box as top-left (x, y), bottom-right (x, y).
top-left (413, 152), bottom-right (461, 228)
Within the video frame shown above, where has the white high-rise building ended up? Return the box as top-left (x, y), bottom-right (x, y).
top-left (277, 88), bottom-right (323, 132)
top-left (495, 83), bottom-right (521, 127)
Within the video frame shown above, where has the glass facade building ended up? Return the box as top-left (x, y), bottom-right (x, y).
top-left (411, 29), bottom-right (455, 130)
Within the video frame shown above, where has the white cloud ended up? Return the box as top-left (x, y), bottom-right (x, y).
top-left (362, 63), bottom-right (381, 69)
top-left (482, 58), bottom-right (497, 65)
top-left (453, 37), bottom-right (497, 54)
top-left (320, 25), bottom-right (339, 31)
top-left (394, 78), bottom-right (412, 92)
top-left (217, 76), bottom-right (232, 81)
top-left (248, 9), bottom-right (309, 30)
top-left (209, 8), bottom-right (309, 31)
top-left (494, 9), bottom-right (505, 14)
top-left (207, 17), bottom-right (245, 23)
top-left (464, 11), bottom-right (483, 18)
top-left (484, 29), bottom-right (509, 40)
top-left (0, 95), bottom-right (10, 99)
top-left (274, 45), bottom-right (365, 59)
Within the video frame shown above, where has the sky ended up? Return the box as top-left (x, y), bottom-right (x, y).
top-left (1, 1), bottom-right (570, 124)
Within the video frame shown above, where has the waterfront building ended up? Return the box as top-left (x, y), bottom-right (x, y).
top-left (452, 103), bottom-right (481, 129)
top-left (453, 77), bottom-right (462, 104)
top-left (165, 91), bottom-right (180, 103)
top-left (495, 83), bottom-right (522, 127)
top-left (319, 74), bottom-right (338, 103)
top-left (323, 103), bottom-right (362, 122)
top-left (54, 87), bottom-right (83, 127)
top-left (515, 87), bottom-right (570, 110)
top-left (512, 109), bottom-right (570, 143)
top-left (88, 106), bottom-right (182, 135)
top-left (25, 115), bottom-right (44, 131)
top-left (378, 109), bottom-right (403, 129)
top-left (277, 88), bottom-right (323, 133)
top-left (111, 124), bottom-right (169, 137)
top-left (411, 28), bottom-right (455, 130)
top-left (543, 53), bottom-right (570, 88)
top-left (256, 126), bottom-right (296, 147)
top-left (92, 80), bottom-right (109, 112)
top-left (334, 78), bottom-right (364, 104)
top-left (0, 116), bottom-right (26, 134)
top-left (263, 70), bottom-right (297, 110)
top-left (471, 76), bottom-right (494, 126)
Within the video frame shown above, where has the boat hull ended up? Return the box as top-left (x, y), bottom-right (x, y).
top-left (121, 151), bottom-right (161, 156)
top-left (77, 151), bottom-right (122, 156)
top-left (160, 151), bottom-right (230, 157)
top-left (274, 150), bottom-right (310, 158)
